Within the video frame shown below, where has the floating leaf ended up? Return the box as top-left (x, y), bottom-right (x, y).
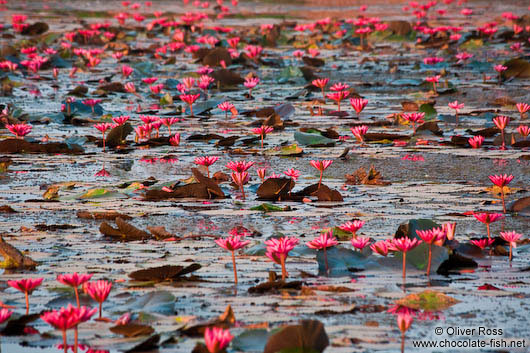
top-left (250, 203), bottom-right (290, 212)
top-left (294, 132), bottom-right (334, 146)
top-left (395, 290), bottom-right (459, 311)
top-left (263, 320), bottom-right (329, 353)
top-left (418, 103), bottom-right (437, 120)
top-left (110, 324), bottom-right (155, 338)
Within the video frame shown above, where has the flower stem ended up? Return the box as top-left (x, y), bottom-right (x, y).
top-left (74, 287), bottom-right (80, 308)
top-left (99, 302), bottom-right (102, 319)
top-left (62, 330), bottom-right (67, 353)
top-left (25, 291), bottom-right (29, 315)
top-left (318, 171), bottom-right (323, 189)
top-left (486, 223), bottom-right (491, 241)
top-left (426, 244), bottom-right (432, 276)
top-left (74, 326), bottom-right (78, 353)
top-left (501, 189), bottom-right (506, 214)
top-left (280, 254), bottom-right (287, 281)
top-left (231, 251), bottom-right (238, 285)
top-left (102, 132), bottom-right (106, 152)
top-left (509, 244), bottom-right (513, 262)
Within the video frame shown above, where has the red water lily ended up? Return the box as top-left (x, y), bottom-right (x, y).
top-left (57, 273), bottom-right (93, 308)
top-left (310, 159), bottom-right (333, 189)
top-left (215, 235), bottom-right (250, 284)
top-left (265, 237), bottom-right (299, 281)
top-left (180, 94), bottom-right (200, 116)
top-left (389, 238), bottom-right (422, 279)
top-left (195, 156), bottom-right (219, 177)
top-left (500, 231), bottom-right (522, 262)
top-left (8, 278), bottom-right (43, 315)
top-left (488, 174), bottom-right (514, 213)
top-left (306, 231), bottom-right (338, 276)
top-left (251, 125), bottom-right (274, 148)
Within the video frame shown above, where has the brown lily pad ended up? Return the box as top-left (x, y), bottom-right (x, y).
top-left (502, 58), bottom-right (530, 79)
top-left (129, 264), bottom-right (201, 282)
top-left (248, 280), bottom-right (304, 294)
top-left (346, 165), bottom-right (391, 186)
top-left (77, 210), bottom-right (132, 221)
top-left (263, 320), bottom-right (329, 353)
top-left (146, 226), bottom-right (175, 240)
top-left (99, 82), bottom-right (126, 93)
top-left (302, 56), bottom-right (325, 67)
top-left (363, 133), bottom-right (409, 141)
top-left (508, 197), bottom-right (530, 215)
top-left (99, 218), bottom-right (151, 241)
top-left (21, 22), bottom-right (49, 36)
top-left (256, 178), bottom-right (294, 201)
top-left (0, 236), bottom-right (38, 269)
top-left (191, 168), bottom-right (225, 198)
top-left (110, 324), bottom-right (155, 338)
top-left (202, 47), bottom-right (232, 67)
top-left (211, 69), bottom-right (244, 86)
top-left (0, 139), bottom-right (83, 154)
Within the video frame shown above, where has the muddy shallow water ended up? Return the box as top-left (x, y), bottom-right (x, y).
top-left (0, 0), bottom-right (529, 352)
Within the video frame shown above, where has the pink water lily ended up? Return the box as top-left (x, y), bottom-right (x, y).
top-left (493, 115), bottom-right (509, 150)
top-left (5, 123), bottom-right (32, 138)
top-left (389, 238), bottom-right (422, 279)
top-left (351, 237), bottom-right (371, 251)
top-left (231, 171), bottom-right (249, 200)
top-left (195, 156), bottom-right (219, 177)
top-left (416, 228), bottom-right (446, 276)
top-left (489, 174), bottom-right (514, 213)
top-left (8, 278), bottom-right (43, 315)
top-left (351, 125), bottom-right (368, 143)
top-left (84, 280), bottom-right (112, 319)
top-left (57, 273), bottom-right (93, 308)
top-left (180, 94), bottom-right (200, 116)
top-left (251, 125), bottom-right (274, 148)
top-left (283, 168), bottom-right (301, 181)
top-left (516, 102), bottom-right (530, 119)
top-left (494, 64), bottom-right (507, 84)
top-left (41, 304), bottom-right (96, 353)
top-left (326, 91), bottom-right (349, 112)
top-left (112, 115), bottom-right (129, 126)
top-left (160, 117), bottom-right (179, 135)
top-left (215, 235), bottom-right (250, 284)
top-left (244, 77), bottom-right (259, 96)
top-left (518, 125), bottom-right (530, 139)
top-left (468, 135), bottom-right (484, 149)
top-left (425, 75), bottom-right (441, 93)
top-left (226, 160), bottom-right (254, 173)
top-left (312, 78), bottom-right (329, 106)
top-left (204, 327), bottom-right (233, 353)
top-left (218, 101), bottom-right (236, 119)
top-left (306, 231), bottom-right (338, 275)
top-left (121, 64), bottom-right (133, 78)
top-left (0, 308), bottom-right (12, 324)
top-left (473, 212), bottom-right (504, 241)
top-left (310, 159), bottom-right (333, 189)
top-left (448, 100), bottom-right (464, 124)
top-left (339, 220), bottom-right (365, 238)
top-left (350, 98), bottom-right (368, 117)
top-left (500, 231), bottom-right (522, 262)
top-left (470, 238), bottom-right (494, 250)
top-left (265, 237), bottom-right (299, 281)
top-left (170, 133), bottom-right (181, 147)
top-left (94, 123), bottom-right (115, 151)
top-left (370, 240), bottom-right (390, 256)
top-left (402, 112), bottom-right (425, 134)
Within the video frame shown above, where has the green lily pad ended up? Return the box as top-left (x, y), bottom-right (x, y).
top-left (250, 203), bottom-right (290, 212)
top-left (294, 132), bottom-right (334, 146)
top-left (395, 290), bottom-right (460, 311)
